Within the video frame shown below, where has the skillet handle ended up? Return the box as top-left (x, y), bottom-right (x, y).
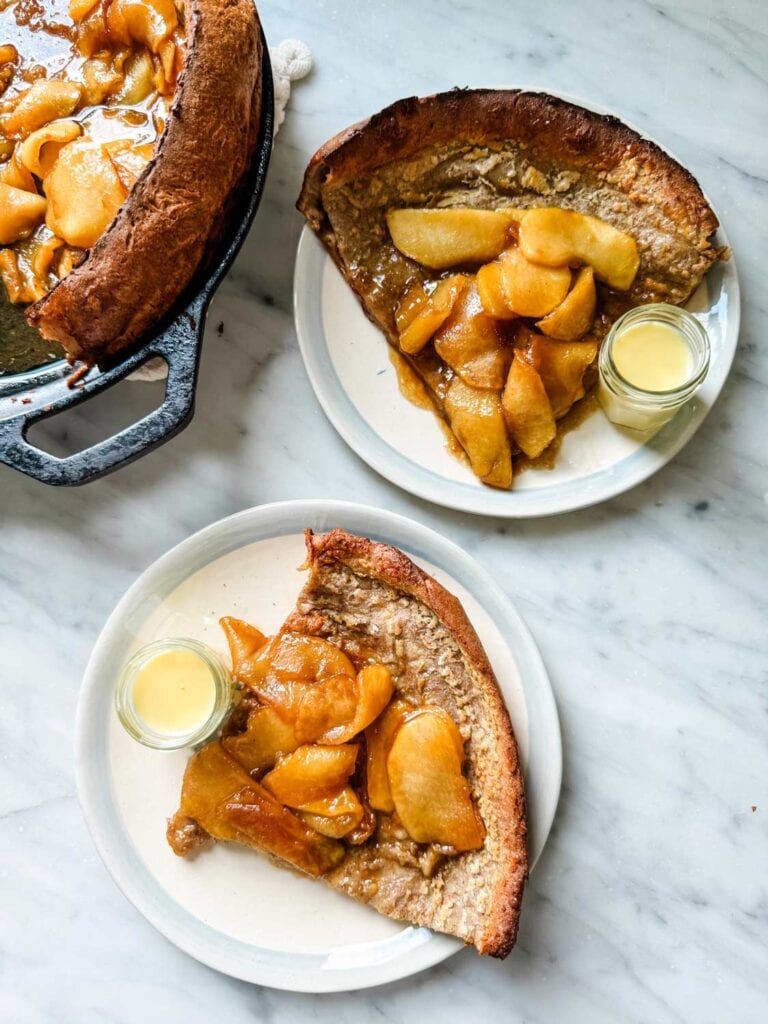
top-left (0, 300), bottom-right (204, 486)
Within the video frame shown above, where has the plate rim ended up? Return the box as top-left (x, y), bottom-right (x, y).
top-left (74, 499), bottom-right (562, 992)
top-left (293, 89), bottom-right (741, 518)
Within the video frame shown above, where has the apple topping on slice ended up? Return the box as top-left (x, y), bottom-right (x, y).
top-left (298, 786), bottom-right (365, 839)
top-left (170, 741), bottom-right (344, 875)
top-left (293, 664), bottom-right (394, 744)
top-left (444, 377), bottom-right (513, 489)
top-left (525, 330), bottom-right (598, 419)
top-left (476, 261), bottom-right (518, 319)
top-left (502, 352), bottom-right (556, 458)
top-left (223, 705), bottom-right (300, 774)
top-left (387, 207), bottom-right (523, 269)
top-left (498, 246), bottom-right (571, 318)
top-left (519, 207), bottom-right (640, 291)
top-left (237, 632), bottom-right (355, 714)
top-left (220, 616), bottom-right (268, 679)
top-left (262, 743), bottom-right (359, 808)
top-left (365, 698), bottom-right (412, 812)
top-left (535, 265), bottom-right (596, 341)
top-left (386, 708), bottom-right (485, 851)
top-left (396, 276), bottom-right (466, 355)
top-left (433, 279), bottom-right (513, 389)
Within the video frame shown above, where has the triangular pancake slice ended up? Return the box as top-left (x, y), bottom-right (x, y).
top-left (297, 89), bottom-right (722, 486)
top-left (168, 529), bottom-right (527, 957)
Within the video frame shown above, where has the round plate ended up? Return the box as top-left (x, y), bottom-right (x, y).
top-left (75, 500), bottom-right (561, 992)
top-left (293, 102), bottom-right (740, 518)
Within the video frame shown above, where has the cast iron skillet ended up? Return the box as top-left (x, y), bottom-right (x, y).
top-left (0, 38), bottom-right (274, 487)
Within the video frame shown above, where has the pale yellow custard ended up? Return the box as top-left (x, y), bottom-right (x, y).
top-left (611, 321), bottom-right (693, 392)
top-left (132, 648), bottom-right (216, 735)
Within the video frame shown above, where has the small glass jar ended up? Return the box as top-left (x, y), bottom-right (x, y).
top-left (115, 638), bottom-right (233, 750)
top-left (598, 303), bottom-right (710, 432)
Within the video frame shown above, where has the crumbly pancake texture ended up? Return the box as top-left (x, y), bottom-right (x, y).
top-left (282, 529), bottom-right (527, 957)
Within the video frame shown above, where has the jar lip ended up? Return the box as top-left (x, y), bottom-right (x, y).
top-left (115, 637), bottom-right (233, 751)
top-left (602, 303), bottom-right (710, 400)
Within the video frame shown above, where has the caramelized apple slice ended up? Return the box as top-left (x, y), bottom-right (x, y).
top-left (0, 183), bottom-right (46, 244)
top-left (519, 207), bottom-right (640, 290)
top-left (171, 741), bottom-right (344, 875)
top-left (262, 744), bottom-right (359, 807)
top-left (19, 120), bottom-right (82, 179)
top-left (387, 708), bottom-right (485, 851)
top-left (243, 633), bottom-right (355, 688)
top-left (294, 673), bottom-right (357, 743)
top-left (433, 279), bottom-right (512, 389)
top-left (498, 247), bottom-right (571, 318)
top-left (296, 664), bottom-right (394, 744)
top-left (396, 275), bottom-right (466, 355)
top-left (2, 80), bottom-right (82, 138)
top-left (476, 261), bottom-right (518, 319)
top-left (0, 149), bottom-right (36, 193)
top-left (444, 377), bottom-right (513, 489)
top-left (239, 633), bottom-right (355, 716)
top-left (366, 698), bottom-right (414, 812)
top-left (298, 786), bottom-right (364, 838)
top-left (502, 353), bottom-right (556, 458)
top-left (107, 0), bottom-right (179, 54)
top-left (527, 333), bottom-right (598, 419)
top-left (536, 266), bottom-right (596, 341)
top-left (219, 616), bottom-right (268, 679)
top-left (223, 705), bottom-right (299, 774)
top-left (298, 786), bottom-right (363, 817)
top-left (45, 140), bottom-right (126, 248)
top-left (387, 207), bottom-right (522, 269)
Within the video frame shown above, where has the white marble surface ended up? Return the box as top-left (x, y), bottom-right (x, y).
top-left (2, 0), bottom-right (767, 1020)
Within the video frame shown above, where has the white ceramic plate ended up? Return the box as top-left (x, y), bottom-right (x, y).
top-left (293, 98), bottom-right (740, 518)
top-left (75, 500), bottom-right (561, 992)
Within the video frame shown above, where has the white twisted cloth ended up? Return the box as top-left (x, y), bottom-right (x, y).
top-left (128, 39), bottom-right (313, 382)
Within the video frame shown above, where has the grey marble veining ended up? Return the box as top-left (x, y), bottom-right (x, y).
top-left (2, 1), bottom-right (767, 1021)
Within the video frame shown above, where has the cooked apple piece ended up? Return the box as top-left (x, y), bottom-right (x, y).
top-left (238, 633), bottom-right (355, 717)
top-left (298, 786), bottom-right (365, 838)
top-left (45, 140), bottom-right (126, 248)
top-left (262, 744), bottom-right (359, 807)
top-left (366, 699), bottom-right (412, 812)
top-left (396, 275), bottom-right (466, 355)
top-left (223, 705), bottom-right (299, 774)
top-left (115, 49), bottom-right (156, 104)
top-left (433, 280), bottom-right (512, 389)
top-left (106, 139), bottom-right (155, 191)
top-left (519, 207), bottom-right (640, 290)
top-left (295, 665), bottom-right (393, 745)
top-left (107, 0), bottom-right (179, 54)
top-left (298, 785), bottom-right (363, 818)
top-left (1, 80), bottom-right (82, 138)
top-left (498, 246), bottom-right (571, 318)
top-left (444, 377), bottom-right (513, 489)
top-left (0, 183), bottom-right (46, 244)
top-left (476, 261), bottom-right (517, 319)
top-left (527, 333), bottom-right (598, 419)
top-left (19, 120), bottom-right (83, 179)
top-left (387, 708), bottom-right (485, 851)
top-left (0, 149), bottom-right (36, 193)
top-left (387, 207), bottom-right (522, 269)
top-left (294, 673), bottom-right (358, 744)
top-left (220, 616), bottom-right (268, 678)
top-left (171, 741), bottom-right (344, 875)
top-left (502, 353), bottom-right (557, 458)
top-left (535, 266), bottom-right (596, 341)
